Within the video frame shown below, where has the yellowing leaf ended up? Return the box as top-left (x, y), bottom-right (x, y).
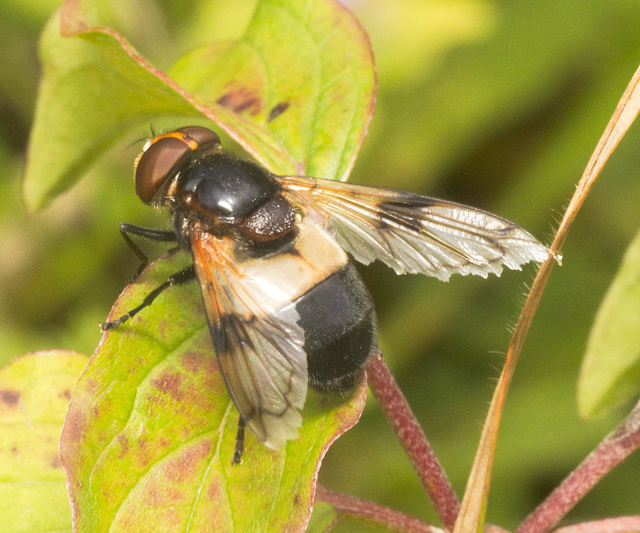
top-left (60, 251), bottom-right (366, 532)
top-left (0, 350), bottom-right (88, 533)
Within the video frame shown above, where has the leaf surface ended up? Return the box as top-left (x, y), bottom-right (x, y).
top-left (24, 0), bottom-right (375, 210)
top-left (60, 251), bottom-right (366, 532)
top-left (0, 350), bottom-right (88, 533)
top-left (579, 228), bottom-right (640, 419)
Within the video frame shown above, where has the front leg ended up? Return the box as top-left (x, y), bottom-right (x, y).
top-left (119, 223), bottom-right (178, 281)
top-left (101, 265), bottom-right (196, 330)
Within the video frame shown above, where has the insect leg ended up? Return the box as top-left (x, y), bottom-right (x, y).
top-left (120, 223), bottom-right (178, 280)
top-left (232, 416), bottom-right (246, 465)
top-left (100, 266), bottom-right (195, 330)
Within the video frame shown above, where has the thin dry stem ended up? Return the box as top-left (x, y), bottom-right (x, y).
top-left (454, 63), bottom-right (640, 533)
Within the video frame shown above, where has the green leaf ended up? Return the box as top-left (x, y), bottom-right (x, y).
top-left (169, 0), bottom-right (375, 181)
top-left (0, 350), bottom-right (89, 533)
top-left (307, 502), bottom-right (339, 533)
top-left (24, 0), bottom-right (375, 210)
top-left (23, 8), bottom-right (200, 212)
top-left (60, 251), bottom-right (367, 532)
top-left (578, 228), bottom-right (640, 419)
top-left (36, 1), bottom-right (375, 529)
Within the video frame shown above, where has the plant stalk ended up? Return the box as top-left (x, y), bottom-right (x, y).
top-left (516, 400), bottom-right (640, 533)
top-left (315, 484), bottom-right (443, 533)
top-left (366, 354), bottom-right (459, 530)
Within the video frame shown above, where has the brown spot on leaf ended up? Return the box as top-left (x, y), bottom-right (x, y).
top-left (152, 371), bottom-right (184, 401)
top-left (320, 395), bottom-right (330, 409)
top-left (164, 439), bottom-right (213, 484)
top-left (135, 436), bottom-right (151, 468)
top-left (183, 439), bottom-right (211, 467)
top-left (180, 351), bottom-right (206, 374)
top-left (268, 101), bottom-right (290, 122)
top-left (115, 497), bottom-right (182, 530)
top-left (207, 478), bottom-right (222, 500)
top-left (60, 389), bottom-right (72, 401)
top-left (0, 390), bottom-right (20, 406)
top-left (11, 446), bottom-right (18, 454)
top-left (85, 378), bottom-right (100, 395)
top-left (143, 486), bottom-right (162, 508)
top-left (117, 434), bottom-right (130, 458)
top-left (50, 455), bottom-right (62, 469)
top-left (180, 351), bottom-right (225, 400)
top-left (158, 437), bottom-right (172, 451)
top-left (60, 407), bottom-right (87, 449)
top-left (216, 87), bottom-right (262, 115)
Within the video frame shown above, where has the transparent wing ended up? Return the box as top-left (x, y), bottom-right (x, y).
top-left (280, 176), bottom-right (549, 281)
top-left (190, 225), bottom-right (307, 450)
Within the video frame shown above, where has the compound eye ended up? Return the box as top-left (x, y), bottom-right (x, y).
top-left (135, 136), bottom-right (191, 204)
top-left (176, 126), bottom-right (221, 147)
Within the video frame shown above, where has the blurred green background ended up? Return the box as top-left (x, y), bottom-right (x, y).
top-left (2, 0), bottom-right (640, 530)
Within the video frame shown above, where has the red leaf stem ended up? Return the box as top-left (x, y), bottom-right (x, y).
top-left (554, 516), bottom-right (640, 533)
top-left (315, 485), bottom-right (442, 533)
top-left (366, 354), bottom-right (460, 530)
top-left (516, 401), bottom-right (640, 533)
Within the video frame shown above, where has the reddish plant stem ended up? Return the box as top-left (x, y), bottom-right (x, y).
top-left (554, 516), bottom-right (640, 533)
top-left (315, 485), bottom-right (443, 533)
top-left (366, 354), bottom-right (459, 531)
top-left (516, 402), bottom-right (640, 533)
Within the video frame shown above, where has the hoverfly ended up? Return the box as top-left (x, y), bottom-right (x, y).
top-left (102, 126), bottom-right (548, 462)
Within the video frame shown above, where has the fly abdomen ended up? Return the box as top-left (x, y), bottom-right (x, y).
top-left (294, 263), bottom-right (377, 393)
